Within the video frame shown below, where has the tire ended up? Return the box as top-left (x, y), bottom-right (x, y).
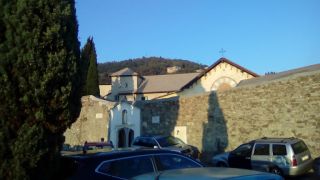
top-left (269, 167), bottom-right (283, 176)
top-left (216, 162), bottom-right (228, 167)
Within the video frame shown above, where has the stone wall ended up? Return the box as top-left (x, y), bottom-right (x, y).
top-left (138, 70), bottom-right (320, 161)
top-left (64, 95), bottom-right (115, 146)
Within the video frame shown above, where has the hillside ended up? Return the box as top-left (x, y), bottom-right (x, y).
top-left (98, 57), bottom-right (206, 84)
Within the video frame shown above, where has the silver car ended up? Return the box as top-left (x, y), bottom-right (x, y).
top-left (212, 137), bottom-right (313, 176)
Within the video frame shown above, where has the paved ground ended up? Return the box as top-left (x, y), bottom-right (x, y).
top-left (285, 170), bottom-right (319, 180)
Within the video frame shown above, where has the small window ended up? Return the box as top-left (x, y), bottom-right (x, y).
top-left (155, 154), bottom-right (201, 171)
top-left (254, 144), bottom-right (270, 155)
top-left (122, 110), bottom-right (127, 124)
top-left (273, 144), bottom-right (287, 155)
top-left (97, 156), bottom-right (154, 179)
top-left (141, 96), bottom-right (146, 101)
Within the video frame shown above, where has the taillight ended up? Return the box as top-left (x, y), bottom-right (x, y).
top-left (292, 155), bottom-right (298, 166)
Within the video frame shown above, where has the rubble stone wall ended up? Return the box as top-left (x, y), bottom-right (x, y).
top-left (139, 71), bottom-right (320, 161)
top-left (64, 96), bottom-right (115, 147)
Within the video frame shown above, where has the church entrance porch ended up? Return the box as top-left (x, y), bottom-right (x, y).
top-left (117, 127), bottom-right (134, 148)
top-left (109, 102), bottom-right (141, 148)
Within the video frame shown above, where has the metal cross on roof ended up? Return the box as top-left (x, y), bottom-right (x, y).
top-left (219, 48), bottom-right (226, 57)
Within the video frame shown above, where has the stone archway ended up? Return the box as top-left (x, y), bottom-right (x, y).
top-left (211, 76), bottom-right (237, 91)
top-left (117, 128), bottom-right (126, 148)
top-left (217, 83), bottom-right (232, 92)
top-left (117, 127), bottom-right (135, 148)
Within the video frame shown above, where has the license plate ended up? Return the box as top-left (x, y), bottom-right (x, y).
top-left (302, 155), bottom-right (309, 161)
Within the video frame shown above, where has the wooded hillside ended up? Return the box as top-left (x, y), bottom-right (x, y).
top-left (98, 56), bottom-right (206, 84)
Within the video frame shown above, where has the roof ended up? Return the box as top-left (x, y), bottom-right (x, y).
top-left (64, 149), bottom-right (190, 160)
top-left (253, 137), bottom-right (301, 144)
top-left (111, 67), bottom-right (140, 76)
top-left (118, 73), bottom-right (200, 94)
top-left (138, 73), bottom-right (199, 93)
top-left (180, 58), bottom-right (259, 90)
top-left (237, 63), bottom-right (320, 87)
top-left (134, 167), bottom-right (281, 179)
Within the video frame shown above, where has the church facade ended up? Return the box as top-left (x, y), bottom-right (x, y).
top-left (103, 58), bottom-right (259, 101)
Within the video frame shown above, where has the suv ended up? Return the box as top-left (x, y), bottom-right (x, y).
top-left (132, 135), bottom-right (199, 159)
top-left (212, 137), bottom-right (313, 176)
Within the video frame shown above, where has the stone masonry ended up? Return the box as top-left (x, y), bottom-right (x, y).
top-left (64, 95), bottom-right (115, 146)
top-left (138, 70), bottom-right (320, 162)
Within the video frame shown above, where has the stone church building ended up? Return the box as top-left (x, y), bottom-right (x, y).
top-left (66, 57), bottom-right (259, 148)
top-left (102, 58), bottom-right (258, 101)
top-left (64, 58), bottom-right (320, 161)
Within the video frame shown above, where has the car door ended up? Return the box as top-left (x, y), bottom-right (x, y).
top-left (251, 143), bottom-right (271, 172)
top-left (228, 143), bottom-right (253, 169)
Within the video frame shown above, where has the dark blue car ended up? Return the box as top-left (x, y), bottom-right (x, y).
top-left (62, 149), bottom-right (203, 180)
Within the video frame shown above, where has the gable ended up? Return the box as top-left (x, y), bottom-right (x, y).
top-left (180, 58), bottom-right (259, 91)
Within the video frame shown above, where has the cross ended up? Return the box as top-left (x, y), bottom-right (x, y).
top-left (219, 48), bottom-right (226, 57)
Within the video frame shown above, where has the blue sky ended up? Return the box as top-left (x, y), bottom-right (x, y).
top-left (75, 0), bottom-right (320, 74)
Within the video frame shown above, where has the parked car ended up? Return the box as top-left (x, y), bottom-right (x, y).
top-left (132, 167), bottom-right (283, 180)
top-left (82, 141), bottom-right (114, 154)
top-left (212, 137), bottom-right (313, 176)
top-left (313, 156), bottom-right (320, 177)
top-left (61, 141), bottom-right (114, 156)
top-left (61, 149), bottom-right (203, 180)
top-left (132, 135), bottom-right (199, 159)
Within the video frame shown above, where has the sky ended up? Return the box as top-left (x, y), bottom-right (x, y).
top-left (75, 0), bottom-right (320, 75)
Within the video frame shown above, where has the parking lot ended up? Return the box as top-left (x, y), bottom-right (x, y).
top-left (285, 170), bottom-right (318, 180)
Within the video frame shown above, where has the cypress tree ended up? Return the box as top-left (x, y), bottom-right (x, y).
top-left (0, 0), bottom-right (81, 179)
top-left (81, 37), bottom-right (100, 96)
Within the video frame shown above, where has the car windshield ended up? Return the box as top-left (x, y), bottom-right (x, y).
top-left (292, 141), bottom-right (308, 154)
top-left (157, 136), bottom-right (185, 147)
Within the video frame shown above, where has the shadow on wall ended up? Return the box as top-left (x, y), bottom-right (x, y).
top-left (139, 97), bottom-right (179, 137)
top-left (201, 92), bottom-right (228, 164)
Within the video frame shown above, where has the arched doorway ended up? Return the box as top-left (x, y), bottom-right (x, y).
top-left (117, 127), bottom-right (134, 148)
top-left (117, 128), bottom-right (126, 148)
top-left (128, 129), bottom-right (134, 146)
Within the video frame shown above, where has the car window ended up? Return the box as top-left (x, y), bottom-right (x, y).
top-left (253, 144), bottom-right (270, 155)
top-left (157, 136), bottom-right (184, 147)
top-left (292, 141), bottom-right (308, 154)
top-left (96, 156), bottom-right (154, 179)
top-left (155, 154), bottom-right (201, 171)
top-left (133, 138), bottom-right (157, 147)
top-left (272, 144), bottom-right (287, 155)
top-left (232, 144), bottom-right (252, 156)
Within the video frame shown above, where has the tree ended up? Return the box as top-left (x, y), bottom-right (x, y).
top-left (0, 0), bottom-right (81, 179)
top-left (81, 37), bottom-right (100, 96)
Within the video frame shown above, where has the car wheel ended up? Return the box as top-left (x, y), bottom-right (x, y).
top-left (216, 162), bottom-right (227, 167)
top-left (269, 167), bottom-right (282, 176)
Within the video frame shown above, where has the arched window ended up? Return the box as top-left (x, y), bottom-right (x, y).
top-left (122, 110), bottom-right (127, 124)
